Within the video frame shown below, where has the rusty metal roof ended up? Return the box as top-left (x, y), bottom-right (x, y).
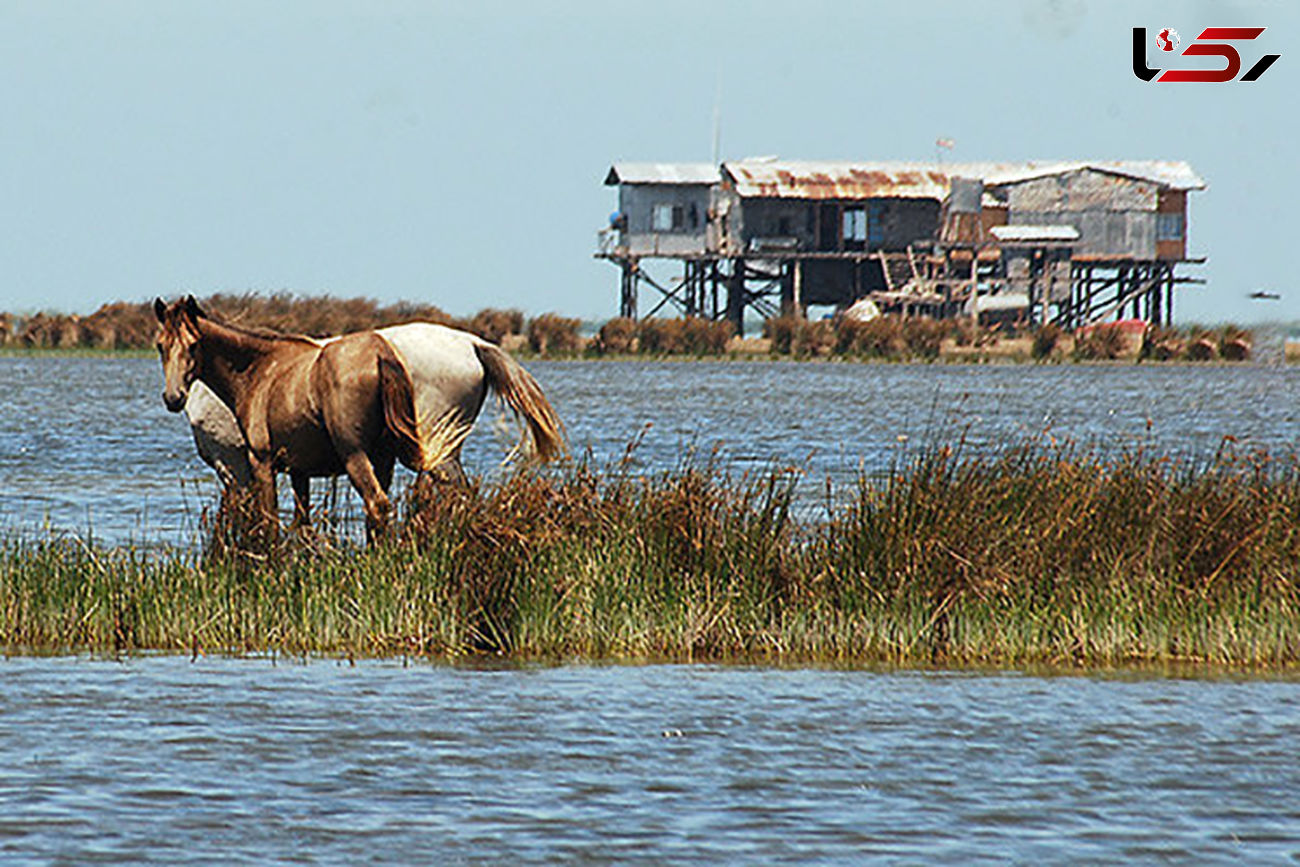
top-left (605, 163), bottom-right (719, 185)
top-left (722, 160), bottom-right (954, 199)
top-left (720, 159), bottom-right (1205, 199)
top-left (982, 160), bottom-right (1206, 191)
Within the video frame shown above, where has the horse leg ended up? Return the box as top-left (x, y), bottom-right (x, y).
top-left (341, 451), bottom-right (393, 543)
top-left (248, 454), bottom-right (280, 541)
top-left (373, 452), bottom-right (395, 494)
top-left (290, 471), bottom-right (311, 530)
top-left (373, 453), bottom-right (400, 527)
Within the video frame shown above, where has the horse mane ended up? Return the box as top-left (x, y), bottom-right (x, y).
top-left (197, 308), bottom-right (324, 347)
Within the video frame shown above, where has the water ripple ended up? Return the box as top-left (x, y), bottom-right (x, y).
top-left (5, 357), bottom-right (1300, 545)
top-left (4, 659), bottom-right (1295, 862)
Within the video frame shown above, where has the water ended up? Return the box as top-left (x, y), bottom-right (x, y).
top-left (4, 357), bottom-right (1300, 860)
top-left (0, 658), bottom-right (1296, 863)
top-left (3, 356), bottom-right (1300, 545)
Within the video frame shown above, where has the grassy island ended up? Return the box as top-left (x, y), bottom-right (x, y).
top-left (4, 443), bottom-right (1297, 668)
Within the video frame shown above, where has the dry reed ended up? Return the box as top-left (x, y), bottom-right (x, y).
top-left (526, 314), bottom-right (583, 357)
top-left (3, 292), bottom-right (1257, 365)
top-left (3, 440), bottom-right (1297, 667)
top-left (5, 295), bottom-right (531, 350)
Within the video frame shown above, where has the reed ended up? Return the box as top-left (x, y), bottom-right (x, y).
top-left (1032, 323), bottom-right (1066, 359)
top-left (4, 291), bottom-right (1259, 365)
top-left (764, 316), bottom-right (832, 358)
top-left (824, 315), bottom-right (952, 360)
top-left (593, 317), bottom-right (638, 354)
top-left (3, 442), bottom-right (1298, 666)
top-left (1073, 322), bottom-right (1132, 360)
top-left (526, 313), bottom-right (583, 357)
top-left (1142, 323), bottom-right (1254, 362)
top-left (5, 295), bottom-right (529, 350)
top-left (635, 317), bottom-right (734, 356)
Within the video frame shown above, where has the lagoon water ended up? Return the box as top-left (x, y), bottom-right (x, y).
top-left (2, 658), bottom-right (1299, 863)
top-left (3, 355), bottom-right (1300, 544)
top-left (3, 355), bottom-right (1300, 861)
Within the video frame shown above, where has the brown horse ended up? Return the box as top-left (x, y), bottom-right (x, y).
top-left (153, 296), bottom-right (565, 540)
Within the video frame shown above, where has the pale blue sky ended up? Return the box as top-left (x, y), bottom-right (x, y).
top-left (1, 0), bottom-right (1296, 324)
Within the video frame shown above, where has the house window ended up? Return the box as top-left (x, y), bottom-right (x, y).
top-left (1156, 212), bottom-right (1185, 241)
top-left (652, 204), bottom-right (685, 232)
top-left (842, 207), bottom-right (866, 250)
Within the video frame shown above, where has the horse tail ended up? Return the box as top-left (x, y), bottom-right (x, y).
top-left (377, 338), bottom-right (472, 472)
top-left (474, 341), bottom-right (567, 461)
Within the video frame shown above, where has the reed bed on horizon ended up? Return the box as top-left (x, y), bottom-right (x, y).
top-left (2, 292), bottom-right (1261, 364)
top-left (2, 442), bottom-right (1298, 667)
top-left (0, 294), bottom-right (528, 349)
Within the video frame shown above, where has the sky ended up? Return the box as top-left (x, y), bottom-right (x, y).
top-left (1, 0), bottom-right (1297, 325)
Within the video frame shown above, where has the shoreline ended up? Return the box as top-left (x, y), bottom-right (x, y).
top-left (0, 294), bottom-right (1283, 363)
top-left (2, 646), bottom-right (1296, 678)
top-left (2, 339), bottom-right (1289, 366)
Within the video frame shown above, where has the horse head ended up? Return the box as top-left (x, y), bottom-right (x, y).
top-left (153, 295), bottom-right (205, 413)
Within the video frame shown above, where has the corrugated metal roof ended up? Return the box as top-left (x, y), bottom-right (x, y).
top-left (605, 163), bottom-right (719, 185)
top-left (722, 161), bottom-right (953, 199)
top-left (982, 160), bottom-right (1206, 191)
top-left (991, 224), bottom-right (1081, 243)
top-left (720, 159), bottom-right (1205, 198)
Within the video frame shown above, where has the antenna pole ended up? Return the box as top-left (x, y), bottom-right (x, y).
top-left (712, 63), bottom-right (722, 165)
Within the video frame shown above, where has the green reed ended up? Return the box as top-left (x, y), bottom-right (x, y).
top-left (3, 442), bottom-right (1298, 667)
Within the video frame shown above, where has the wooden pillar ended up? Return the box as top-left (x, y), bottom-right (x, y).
top-left (779, 260), bottom-right (805, 318)
top-left (1142, 264), bottom-right (1152, 319)
top-left (709, 261), bottom-right (721, 320)
top-left (684, 260), bottom-right (699, 317)
top-left (1154, 264), bottom-right (1162, 322)
top-left (1135, 264), bottom-right (1147, 319)
top-left (1084, 264), bottom-right (1094, 327)
top-left (1068, 264), bottom-right (1080, 329)
top-left (1132, 264), bottom-right (1141, 320)
top-left (727, 258), bottom-right (746, 336)
top-left (1170, 265), bottom-right (1180, 324)
top-left (620, 260), bottom-right (638, 320)
top-left (1081, 264), bottom-right (1093, 326)
top-left (1116, 265), bottom-right (1127, 321)
top-left (1123, 266), bottom-right (1133, 320)
top-left (1067, 262), bottom-right (1081, 329)
top-left (793, 259), bottom-right (803, 316)
top-left (969, 254), bottom-right (978, 323)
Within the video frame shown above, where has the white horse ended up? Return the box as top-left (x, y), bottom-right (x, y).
top-left (176, 320), bottom-right (564, 519)
top-left (185, 380), bottom-right (253, 488)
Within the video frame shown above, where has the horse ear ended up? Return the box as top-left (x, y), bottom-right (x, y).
top-left (184, 295), bottom-right (204, 319)
top-left (153, 298), bottom-right (167, 322)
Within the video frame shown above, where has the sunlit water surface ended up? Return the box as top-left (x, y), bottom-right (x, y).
top-left (1, 658), bottom-right (1298, 864)
top-left (3, 357), bottom-right (1300, 861)
top-left (3, 356), bottom-right (1300, 545)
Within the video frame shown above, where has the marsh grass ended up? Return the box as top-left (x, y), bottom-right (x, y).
top-left (3, 441), bottom-right (1298, 667)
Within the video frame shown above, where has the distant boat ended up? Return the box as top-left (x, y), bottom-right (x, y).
top-left (1249, 290), bottom-right (1281, 300)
